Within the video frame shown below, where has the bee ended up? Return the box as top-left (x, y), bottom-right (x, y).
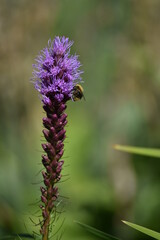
top-left (72, 84), bottom-right (85, 101)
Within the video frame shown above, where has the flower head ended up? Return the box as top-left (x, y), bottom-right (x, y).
top-left (33, 36), bottom-right (83, 102)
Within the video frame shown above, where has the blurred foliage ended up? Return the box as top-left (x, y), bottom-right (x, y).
top-left (122, 221), bottom-right (160, 240)
top-left (114, 144), bottom-right (160, 158)
top-left (75, 221), bottom-right (121, 240)
top-left (0, 0), bottom-right (160, 239)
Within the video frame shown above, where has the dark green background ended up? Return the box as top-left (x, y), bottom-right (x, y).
top-left (0, 0), bottom-right (160, 239)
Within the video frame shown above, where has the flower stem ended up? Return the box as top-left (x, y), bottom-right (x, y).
top-left (42, 211), bottom-right (50, 240)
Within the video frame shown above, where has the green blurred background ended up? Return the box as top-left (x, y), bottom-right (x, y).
top-left (0, 0), bottom-right (160, 239)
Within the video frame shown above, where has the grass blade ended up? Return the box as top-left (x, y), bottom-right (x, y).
top-left (122, 221), bottom-right (160, 240)
top-left (114, 145), bottom-right (160, 158)
top-left (0, 233), bottom-right (34, 239)
top-left (75, 221), bottom-right (121, 240)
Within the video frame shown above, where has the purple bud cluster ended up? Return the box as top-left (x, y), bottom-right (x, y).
top-left (40, 98), bottom-right (68, 236)
top-left (32, 37), bottom-right (83, 239)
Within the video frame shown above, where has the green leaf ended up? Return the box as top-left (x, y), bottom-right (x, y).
top-left (17, 235), bottom-right (22, 240)
top-left (0, 237), bottom-right (13, 240)
top-left (114, 145), bottom-right (160, 158)
top-left (0, 233), bottom-right (34, 240)
top-left (18, 234), bottom-right (34, 239)
top-left (122, 221), bottom-right (160, 240)
top-left (75, 221), bottom-right (121, 240)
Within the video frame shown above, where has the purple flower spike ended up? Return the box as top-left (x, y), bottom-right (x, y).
top-left (33, 36), bottom-right (83, 102)
top-left (32, 36), bottom-right (83, 240)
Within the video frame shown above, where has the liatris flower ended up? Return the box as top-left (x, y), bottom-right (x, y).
top-left (32, 36), bottom-right (83, 240)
